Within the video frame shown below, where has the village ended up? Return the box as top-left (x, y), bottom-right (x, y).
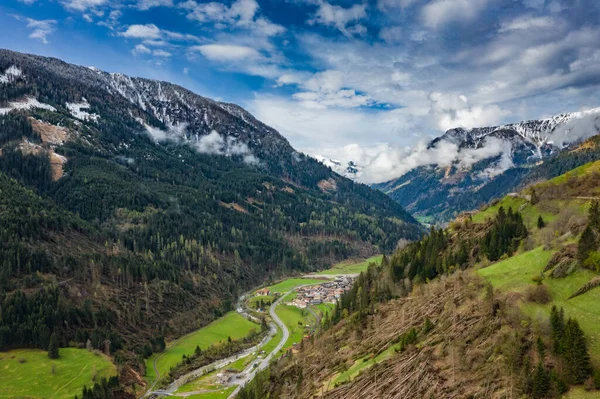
top-left (287, 276), bottom-right (355, 308)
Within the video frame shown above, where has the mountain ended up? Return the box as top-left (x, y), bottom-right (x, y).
top-left (0, 49), bottom-right (422, 389)
top-left (374, 109), bottom-right (600, 223)
top-left (239, 159), bottom-right (600, 399)
top-left (313, 155), bottom-right (361, 179)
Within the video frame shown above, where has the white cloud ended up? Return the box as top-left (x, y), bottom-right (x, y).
top-left (120, 24), bottom-right (161, 39)
top-left (499, 16), bottom-right (556, 32)
top-left (307, 1), bottom-right (367, 37)
top-left (137, 0), bottom-right (173, 10)
top-left (194, 130), bottom-right (259, 164)
top-left (183, 67), bottom-right (190, 75)
top-left (18, 0), bottom-right (38, 4)
top-left (22, 18), bottom-right (57, 44)
top-left (193, 44), bottom-right (260, 61)
top-left (132, 44), bottom-right (151, 55)
top-left (379, 26), bottom-right (403, 44)
top-left (61, 0), bottom-right (107, 12)
top-left (153, 49), bottom-right (171, 57)
top-left (429, 92), bottom-right (511, 131)
top-left (422, 0), bottom-right (489, 28)
top-left (180, 0), bottom-right (284, 36)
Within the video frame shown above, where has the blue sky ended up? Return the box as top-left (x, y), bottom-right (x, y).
top-left (1, 0), bottom-right (600, 182)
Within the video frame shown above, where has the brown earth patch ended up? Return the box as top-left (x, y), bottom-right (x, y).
top-left (29, 118), bottom-right (70, 145)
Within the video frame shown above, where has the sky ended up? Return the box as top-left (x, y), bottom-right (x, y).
top-left (1, 0), bottom-right (600, 183)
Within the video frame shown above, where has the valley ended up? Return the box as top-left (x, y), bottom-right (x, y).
top-left (1, 46), bottom-right (600, 399)
top-left (139, 257), bottom-right (374, 399)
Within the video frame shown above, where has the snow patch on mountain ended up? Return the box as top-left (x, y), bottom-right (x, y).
top-left (0, 65), bottom-right (23, 83)
top-left (313, 155), bottom-right (361, 179)
top-left (66, 98), bottom-right (99, 122)
top-left (0, 97), bottom-right (56, 115)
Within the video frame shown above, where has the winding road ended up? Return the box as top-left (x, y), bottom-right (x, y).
top-left (144, 281), bottom-right (327, 398)
top-left (143, 291), bottom-right (291, 399)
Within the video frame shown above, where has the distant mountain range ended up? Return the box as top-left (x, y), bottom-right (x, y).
top-left (373, 108), bottom-right (600, 222)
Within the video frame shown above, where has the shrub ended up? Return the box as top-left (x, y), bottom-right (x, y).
top-left (526, 284), bottom-right (552, 304)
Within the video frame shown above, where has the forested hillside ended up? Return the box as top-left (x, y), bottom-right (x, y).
top-left (0, 49), bottom-right (422, 393)
top-left (241, 159), bottom-right (600, 399)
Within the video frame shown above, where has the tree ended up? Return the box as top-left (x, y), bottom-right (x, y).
top-left (550, 306), bottom-right (565, 354)
top-left (537, 215), bottom-right (545, 229)
top-left (531, 188), bottom-right (539, 205)
top-left (578, 225), bottom-right (597, 264)
top-left (48, 332), bottom-right (59, 359)
top-left (561, 318), bottom-right (593, 384)
top-left (531, 363), bottom-right (551, 399)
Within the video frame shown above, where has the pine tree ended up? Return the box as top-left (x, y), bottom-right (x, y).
top-left (578, 225), bottom-right (597, 264)
top-left (531, 363), bottom-right (551, 398)
top-left (561, 318), bottom-right (593, 384)
top-left (531, 188), bottom-right (539, 205)
top-left (48, 332), bottom-right (59, 359)
top-left (550, 306), bottom-right (565, 354)
top-left (537, 215), bottom-right (545, 229)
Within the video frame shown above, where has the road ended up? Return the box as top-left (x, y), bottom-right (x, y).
top-left (144, 282), bottom-right (318, 399)
top-left (226, 292), bottom-right (290, 399)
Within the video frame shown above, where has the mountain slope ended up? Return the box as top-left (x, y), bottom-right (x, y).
top-left (240, 159), bottom-right (600, 399)
top-left (375, 109), bottom-right (600, 223)
top-left (0, 49), bottom-right (422, 392)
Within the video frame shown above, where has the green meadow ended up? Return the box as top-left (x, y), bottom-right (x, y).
top-left (264, 278), bottom-right (325, 294)
top-left (0, 348), bottom-right (116, 399)
top-left (145, 311), bottom-right (259, 385)
top-left (275, 304), bottom-right (316, 351)
top-left (478, 247), bottom-right (600, 361)
top-left (317, 255), bottom-right (383, 275)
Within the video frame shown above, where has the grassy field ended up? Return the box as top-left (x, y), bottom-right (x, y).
top-left (0, 348), bottom-right (116, 399)
top-left (145, 312), bottom-right (259, 384)
top-left (275, 304), bottom-right (316, 351)
top-left (478, 247), bottom-right (600, 361)
top-left (317, 255), bottom-right (383, 275)
top-left (264, 278), bottom-right (325, 294)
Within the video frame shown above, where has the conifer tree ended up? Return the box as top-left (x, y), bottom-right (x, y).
top-left (561, 318), bottom-right (593, 384)
top-left (48, 332), bottom-right (59, 359)
top-left (537, 215), bottom-right (545, 229)
top-left (531, 363), bottom-right (551, 399)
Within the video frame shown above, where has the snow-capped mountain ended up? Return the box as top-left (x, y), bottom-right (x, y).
top-left (313, 155), bottom-right (361, 179)
top-left (0, 49), bottom-right (420, 229)
top-left (374, 109), bottom-right (600, 222)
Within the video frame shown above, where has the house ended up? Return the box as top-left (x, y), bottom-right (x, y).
top-left (256, 288), bottom-right (270, 296)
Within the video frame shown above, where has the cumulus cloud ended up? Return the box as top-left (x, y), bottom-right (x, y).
top-left (499, 16), bottom-right (556, 32)
top-left (379, 26), bottom-right (403, 44)
top-left (429, 92), bottom-right (511, 131)
top-left (192, 44), bottom-right (260, 61)
top-left (180, 0), bottom-right (284, 36)
top-left (422, 0), bottom-right (489, 28)
top-left (307, 1), bottom-right (367, 37)
top-left (61, 0), bottom-right (107, 12)
top-left (136, 0), bottom-right (173, 10)
top-left (132, 44), bottom-right (151, 55)
top-left (13, 17), bottom-right (57, 44)
top-left (120, 24), bottom-right (161, 39)
top-left (153, 49), bottom-right (171, 57)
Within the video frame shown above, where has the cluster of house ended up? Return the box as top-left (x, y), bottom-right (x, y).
top-left (287, 276), bottom-right (355, 308)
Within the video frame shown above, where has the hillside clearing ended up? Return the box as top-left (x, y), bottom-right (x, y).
top-left (0, 348), bottom-right (116, 399)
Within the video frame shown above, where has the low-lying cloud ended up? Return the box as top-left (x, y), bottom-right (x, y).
top-left (325, 136), bottom-right (514, 184)
top-left (144, 124), bottom-right (259, 165)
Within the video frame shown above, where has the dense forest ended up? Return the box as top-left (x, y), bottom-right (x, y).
top-left (0, 49), bottom-right (423, 394)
